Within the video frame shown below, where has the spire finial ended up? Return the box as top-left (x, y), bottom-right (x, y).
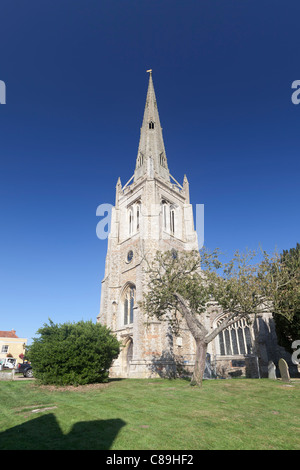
top-left (134, 70), bottom-right (170, 183)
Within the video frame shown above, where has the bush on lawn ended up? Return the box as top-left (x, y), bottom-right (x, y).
top-left (27, 319), bottom-right (121, 385)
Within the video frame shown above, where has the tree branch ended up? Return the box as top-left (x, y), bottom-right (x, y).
top-left (174, 292), bottom-right (208, 341)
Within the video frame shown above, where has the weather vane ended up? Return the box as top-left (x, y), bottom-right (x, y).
top-left (146, 69), bottom-right (152, 75)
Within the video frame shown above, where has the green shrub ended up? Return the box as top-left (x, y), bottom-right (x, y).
top-left (27, 319), bottom-right (121, 385)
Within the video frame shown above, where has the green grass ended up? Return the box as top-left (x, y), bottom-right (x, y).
top-left (1, 378), bottom-right (300, 450)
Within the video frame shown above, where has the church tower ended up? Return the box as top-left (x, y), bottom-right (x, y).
top-left (97, 71), bottom-right (199, 378)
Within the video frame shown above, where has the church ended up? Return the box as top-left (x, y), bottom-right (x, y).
top-left (97, 71), bottom-right (289, 379)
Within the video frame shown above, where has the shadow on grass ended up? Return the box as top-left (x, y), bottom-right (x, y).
top-left (108, 378), bottom-right (126, 382)
top-left (0, 413), bottom-right (126, 450)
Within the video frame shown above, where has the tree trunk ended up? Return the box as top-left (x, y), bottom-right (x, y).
top-left (173, 293), bottom-right (209, 387)
top-left (191, 339), bottom-right (208, 387)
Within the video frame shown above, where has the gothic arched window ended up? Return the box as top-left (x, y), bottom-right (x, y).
top-left (136, 204), bottom-right (140, 231)
top-left (128, 207), bottom-right (134, 235)
top-left (170, 206), bottom-right (175, 235)
top-left (137, 153), bottom-right (144, 168)
top-left (217, 316), bottom-right (253, 356)
top-left (149, 121), bottom-right (154, 129)
top-left (162, 201), bottom-right (168, 230)
top-left (160, 152), bottom-right (166, 168)
top-left (123, 285), bottom-right (135, 325)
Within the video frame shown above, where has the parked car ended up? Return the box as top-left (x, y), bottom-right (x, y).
top-left (2, 358), bottom-right (17, 369)
top-left (16, 361), bottom-right (33, 378)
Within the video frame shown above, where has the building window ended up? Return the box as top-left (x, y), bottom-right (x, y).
top-left (136, 204), bottom-right (140, 231)
top-left (217, 317), bottom-right (252, 356)
top-left (149, 121), bottom-right (154, 129)
top-left (1, 345), bottom-right (8, 354)
top-left (129, 207), bottom-right (134, 235)
top-left (162, 201), bottom-right (168, 230)
top-left (170, 207), bottom-right (175, 234)
top-left (161, 200), bottom-right (175, 234)
top-left (128, 202), bottom-right (141, 236)
top-left (127, 250), bottom-right (134, 263)
top-left (123, 285), bottom-right (135, 325)
top-left (137, 153), bottom-right (144, 168)
top-left (160, 152), bottom-right (166, 168)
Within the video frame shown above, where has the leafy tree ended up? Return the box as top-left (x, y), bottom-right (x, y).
top-left (27, 320), bottom-right (120, 385)
top-left (141, 247), bottom-right (297, 387)
top-left (273, 243), bottom-right (300, 353)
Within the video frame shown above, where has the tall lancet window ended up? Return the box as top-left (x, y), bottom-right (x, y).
top-left (123, 285), bottom-right (135, 325)
top-left (162, 201), bottom-right (168, 230)
top-left (136, 203), bottom-right (140, 231)
top-left (170, 206), bottom-right (175, 235)
top-left (149, 121), bottom-right (155, 129)
top-left (129, 207), bottom-right (134, 235)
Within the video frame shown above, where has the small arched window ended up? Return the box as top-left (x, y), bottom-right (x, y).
top-left (127, 250), bottom-right (133, 263)
top-left (149, 121), bottom-right (154, 129)
top-left (137, 153), bottom-right (144, 168)
top-left (123, 285), bottom-right (135, 325)
top-left (160, 153), bottom-right (166, 168)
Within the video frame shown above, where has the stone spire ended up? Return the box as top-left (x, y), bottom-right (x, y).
top-left (134, 70), bottom-right (170, 182)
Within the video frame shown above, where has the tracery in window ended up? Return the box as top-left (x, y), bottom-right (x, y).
top-left (161, 200), bottom-right (176, 235)
top-left (123, 285), bottom-right (135, 325)
top-left (217, 316), bottom-right (252, 356)
top-left (128, 202), bottom-right (141, 236)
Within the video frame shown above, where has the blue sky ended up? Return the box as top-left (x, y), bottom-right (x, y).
top-left (0, 0), bottom-right (299, 344)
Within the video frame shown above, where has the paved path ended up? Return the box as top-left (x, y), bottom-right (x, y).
top-left (13, 374), bottom-right (35, 381)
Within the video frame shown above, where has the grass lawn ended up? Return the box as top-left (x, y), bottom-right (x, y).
top-left (0, 378), bottom-right (299, 450)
